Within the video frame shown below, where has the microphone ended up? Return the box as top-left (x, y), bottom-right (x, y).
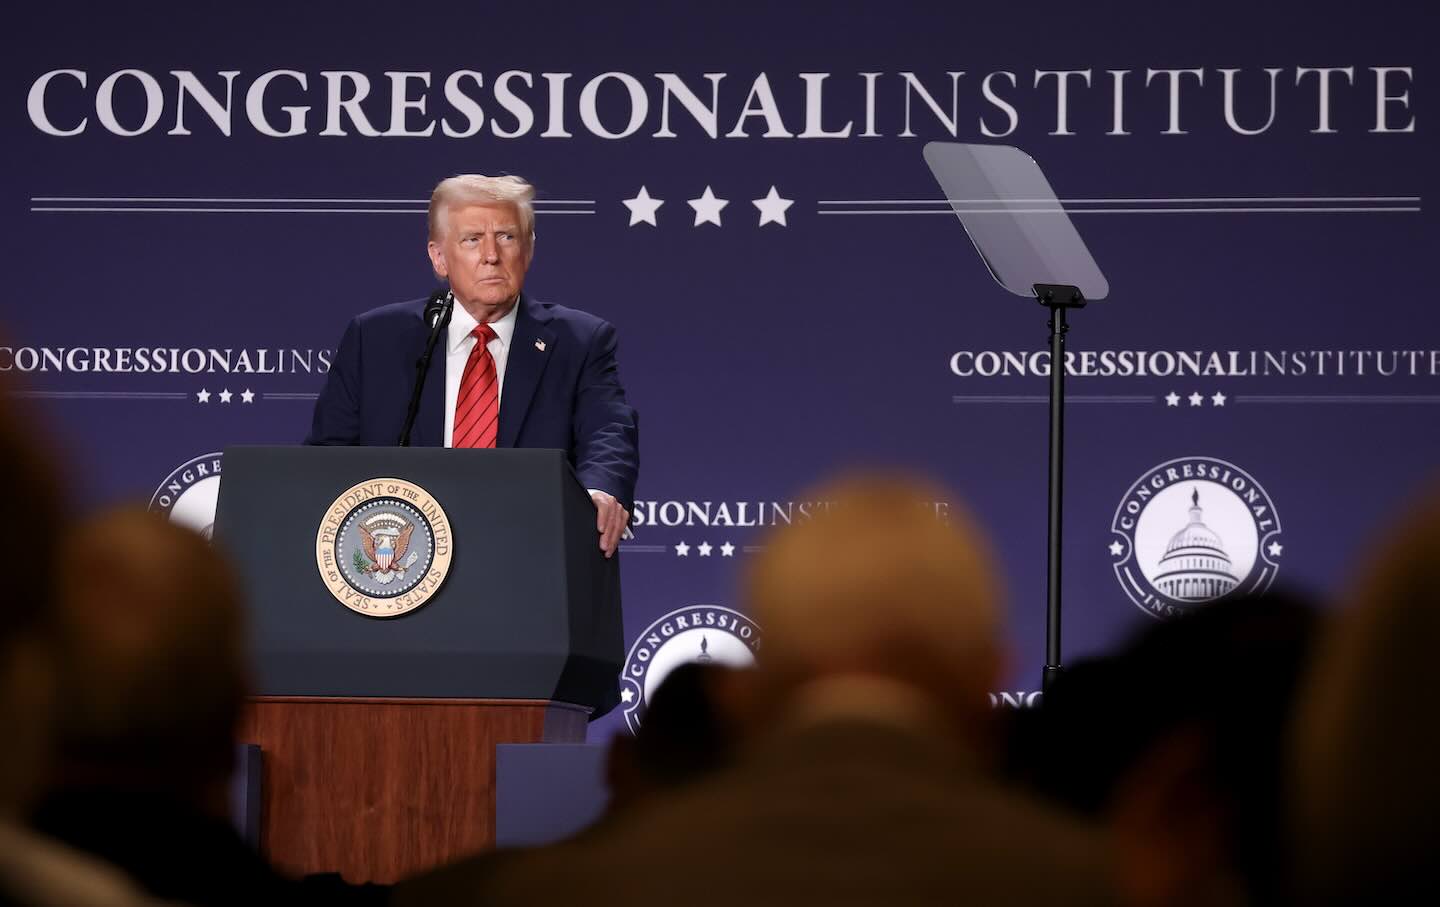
top-left (399, 289), bottom-right (455, 447)
top-left (423, 289), bottom-right (455, 331)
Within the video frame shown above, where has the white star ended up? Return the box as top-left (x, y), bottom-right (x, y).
top-left (1165, 392), bottom-right (1180, 407)
top-left (620, 688), bottom-right (635, 703)
top-left (687, 186), bottom-right (728, 226)
top-left (1188, 392), bottom-right (1204, 407)
top-left (196, 388), bottom-right (211, 403)
top-left (752, 185), bottom-right (794, 227)
top-left (622, 186), bottom-right (664, 227)
top-left (1267, 541), bottom-right (1284, 557)
top-left (697, 542), bottom-right (713, 557)
top-left (240, 388), bottom-right (255, 404)
top-left (720, 542), bottom-right (735, 557)
top-left (1211, 391), bottom-right (1227, 407)
top-left (674, 541), bottom-right (690, 556)
top-left (1109, 540), bottom-right (1124, 556)
top-left (218, 388), bottom-right (233, 404)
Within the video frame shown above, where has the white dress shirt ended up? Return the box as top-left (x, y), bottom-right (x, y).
top-left (443, 301), bottom-right (517, 448)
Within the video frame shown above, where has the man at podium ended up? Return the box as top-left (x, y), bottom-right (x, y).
top-left (306, 173), bottom-right (639, 557)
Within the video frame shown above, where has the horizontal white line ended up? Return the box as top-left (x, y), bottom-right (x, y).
top-left (1237, 395), bottom-right (1440, 403)
top-left (821, 207), bottom-right (1421, 215)
top-left (39, 195), bottom-right (1417, 205)
top-left (620, 545), bottom-right (669, 552)
top-left (263, 393), bottom-right (319, 399)
top-left (952, 395), bottom-right (1153, 402)
top-left (11, 391), bottom-right (187, 399)
top-left (33, 207), bottom-right (433, 213)
top-left (31, 196), bottom-right (596, 204)
top-left (818, 196), bottom-right (1422, 204)
top-left (32, 207), bottom-right (597, 215)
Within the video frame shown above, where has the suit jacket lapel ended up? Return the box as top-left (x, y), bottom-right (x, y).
top-left (498, 295), bottom-right (556, 449)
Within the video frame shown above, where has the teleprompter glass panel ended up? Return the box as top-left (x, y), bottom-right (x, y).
top-left (922, 142), bottom-right (1109, 301)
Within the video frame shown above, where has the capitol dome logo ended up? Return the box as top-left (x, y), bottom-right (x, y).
top-left (1110, 457), bottom-right (1283, 619)
top-left (620, 605), bottom-right (762, 735)
top-left (148, 452), bottom-right (223, 538)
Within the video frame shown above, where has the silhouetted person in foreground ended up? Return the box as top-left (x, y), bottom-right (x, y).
top-left (474, 474), bottom-right (1118, 906)
top-left (1012, 591), bottom-right (1321, 907)
top-left (1287, 487), bottom-right (1440, 905)
top-left (0, 383), bottom-right (164, 906)
top-left (603, 661), bottom-right (740, 814)
top-left (30, 508), bottom-right (386, 907)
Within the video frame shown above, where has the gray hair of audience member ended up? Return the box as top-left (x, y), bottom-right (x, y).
top-left (743, 474), bottom-right (1004, 720)
top-left (53, 508), bottom-right (248, 797)
top-left (427, 173), bottom-right (537, 249)
top-left (1287, 484), bottom-right (1440, 904)
top-left (0, 377), bottom-right (66, 814)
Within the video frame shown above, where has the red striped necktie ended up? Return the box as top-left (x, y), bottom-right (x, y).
top-left (453, 323), bottom-right (499, 449)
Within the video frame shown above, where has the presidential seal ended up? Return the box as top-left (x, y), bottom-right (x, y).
top-left (620, 604), bottom-right (762, 735)
top-left (149, 452), bottom-right (223, 539)
top-left (1110, 457), bottom-right (1283, 620)
top-left (315, 477), bottom-right (453, 618)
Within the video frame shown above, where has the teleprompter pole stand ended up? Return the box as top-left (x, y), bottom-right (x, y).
top-left (1034, 283), bottom-right (1087, 694)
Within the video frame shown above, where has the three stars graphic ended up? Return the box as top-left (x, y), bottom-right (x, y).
top-left (1165, 391), bottom-right (1227, 407)
top-left (196, 388), bottom-right (256, 404)
top-left (623, 185), bottom-right (792, 227)
top-left (673, 541), bottom-right (737, 557)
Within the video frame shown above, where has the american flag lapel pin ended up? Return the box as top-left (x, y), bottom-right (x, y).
top-left (535, 339), bottom-right (546, 352)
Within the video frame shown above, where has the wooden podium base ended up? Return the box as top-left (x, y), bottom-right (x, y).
top-left (238, 696), bottom-right (589, 883)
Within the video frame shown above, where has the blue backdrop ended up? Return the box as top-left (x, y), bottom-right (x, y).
top-left (6, 1), bottom-right (1436, 739)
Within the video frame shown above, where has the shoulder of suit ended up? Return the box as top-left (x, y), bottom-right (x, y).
top-left (353, 297), bottom-right (429, 328)
top-left (527, 298), bottom-right (613, 330)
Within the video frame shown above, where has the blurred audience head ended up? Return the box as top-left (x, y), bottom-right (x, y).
top-left (743, 473), bottom-right (1003, 739)
top-left (1288, 487), bottom-right (1440, 904)
top-left (51, 508), bottom-right (247, 811)
top-left (1024, 590), bottom-right (1321, 907)
top-left (0, 376), bottom-right (66, 816)
top-left (605, 662), bottom-right (739, 812)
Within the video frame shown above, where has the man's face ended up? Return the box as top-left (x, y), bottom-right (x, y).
top-left (427, 202), bottom-right (530, 318)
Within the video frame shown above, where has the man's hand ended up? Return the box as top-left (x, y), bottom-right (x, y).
top-left (589, 490), bottom-right (630, 558)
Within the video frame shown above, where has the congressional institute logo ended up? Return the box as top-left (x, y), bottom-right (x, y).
top-left (148, 451), bottom-right (223, 539)
top-left (315, 477), bottom-right (453, 618)
top-left (621, 604), bottom-right (762, 735)
top-left (1110, 457), bottom-right (1283, 619)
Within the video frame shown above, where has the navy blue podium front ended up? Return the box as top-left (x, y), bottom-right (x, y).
top-left (214, 446), bottom-right (623, 881)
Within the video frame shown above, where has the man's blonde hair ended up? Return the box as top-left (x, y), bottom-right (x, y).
top-left (428, 174), bottom-right (536, 252)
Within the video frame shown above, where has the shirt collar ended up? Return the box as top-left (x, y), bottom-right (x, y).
top-left (447, 296), bottom-right (518, 353)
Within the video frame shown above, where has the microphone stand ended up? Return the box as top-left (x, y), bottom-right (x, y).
top-left (398, 290), bottom-right (454, 447)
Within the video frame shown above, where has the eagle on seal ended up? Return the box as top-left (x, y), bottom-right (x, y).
top-left (359, 521), bottom-right (415, 581)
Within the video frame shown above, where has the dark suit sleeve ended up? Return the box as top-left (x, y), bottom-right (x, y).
top-left (571, 320), bottom-right (639, 510)
top-left (305, 318), bottom-right (363, 445)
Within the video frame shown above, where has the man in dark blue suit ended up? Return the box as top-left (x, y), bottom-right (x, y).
top-left (306, 174), bottom-right (638, 556)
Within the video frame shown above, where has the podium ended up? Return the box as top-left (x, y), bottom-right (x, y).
top-left (213, 446), bottom-right (622, 883)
